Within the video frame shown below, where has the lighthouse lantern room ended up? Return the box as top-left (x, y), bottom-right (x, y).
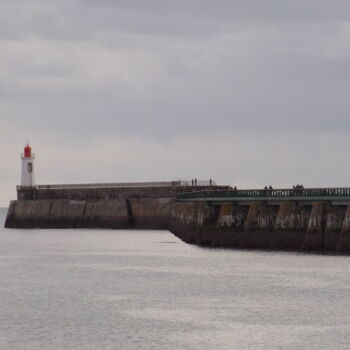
top-left (21, 144), bottom-right (36, 187)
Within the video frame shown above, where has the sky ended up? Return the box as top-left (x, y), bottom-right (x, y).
top-left (1, 0), bottom-right (350, 206)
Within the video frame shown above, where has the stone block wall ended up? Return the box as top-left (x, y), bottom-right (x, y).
top-left (5, 190), bottom-right (350, 254)
top-left (170, 201), bottom-right (350, 253)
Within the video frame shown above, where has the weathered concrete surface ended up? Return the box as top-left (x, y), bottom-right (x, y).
top-left (217, 203), bottom-right (248, 231)
top-left (7, 186), bottom-right (222, 230)
top-left (82, 200), bottom-right (129, 229)
top-left (5, 199), bottom-right (129, 229)
top-left (169, 202), bottom-right (212, 244)
top-left (168, 201), bottom-right (350, 253)
top-left (5, 191), bottom-right (350, 254)
top-left (48, 200), bottom-right (86, 228)
top-left (17, 185), bottom-right (221, 201)
top-left (169, 201), bottom-right (241, 247)
top-left (337, 205), bottom-right (350, 253)
top-left (302, 202), bottom-right (325, 251)
top-left (240, 202), bottom-right (278, 249)
top-left (324, 204), bottom-right (346, 251)
top-left (301, 202), bottom-right (346, 251)
top-left (270, 202), bottom-right (310, 250)
top-left (130, 198), bottom-right (175, 229)
top-left (214, 203), bottom-right (248, 246)
top-left (5, 200), bottom-right (53, 228)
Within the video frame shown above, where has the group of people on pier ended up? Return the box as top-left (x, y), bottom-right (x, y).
top-left (231, 184), bottom-right (306, 192)
top-left (190, 178), bottom-right (214, 187)
top-left (293, 184), bottom-right (304, 189)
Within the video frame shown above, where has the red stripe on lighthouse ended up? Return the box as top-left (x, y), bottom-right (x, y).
top-left (24, 144), bottom-right (32, 158)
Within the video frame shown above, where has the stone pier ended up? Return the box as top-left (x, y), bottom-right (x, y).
top-left (5, 184), bottom-right (350, 254)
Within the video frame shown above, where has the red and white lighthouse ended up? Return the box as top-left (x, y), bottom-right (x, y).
top-left (21, 144), bottom-right (36, 187)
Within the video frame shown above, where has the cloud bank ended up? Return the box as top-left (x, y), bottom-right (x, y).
top-left (1, 0), bottom-right (350, 206)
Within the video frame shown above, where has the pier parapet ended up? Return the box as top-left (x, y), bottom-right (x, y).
top-left (170, 187), bottom-right (350, 253)
top-left (4, 184), bottom-right (350, 254)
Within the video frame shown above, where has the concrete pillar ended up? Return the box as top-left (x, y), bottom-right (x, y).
top-left (170, 202), bottom-right (207, 244)
top-left (213, 203), bottom-right (248, 247)
top-left (302, 202), bottom-right (325, 251)
top-left (324, 204), bottom-right (346, 251)
top-left (337, 205), bottom-right (350, 253)
top-left (217, 203), bottom-right (248, 230)
top-left (271, 202), bottom-right (310, 250)
top-left (241, 202), bottom-right (278, 249)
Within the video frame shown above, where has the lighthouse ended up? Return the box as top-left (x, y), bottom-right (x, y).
top-left (20, 144), bottom-right (36, 187)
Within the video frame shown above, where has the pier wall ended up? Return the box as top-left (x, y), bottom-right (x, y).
top-left (5, 185), bottom-right (195, 230)
top-left (17, 185), bottom-right (216, 201)
top-left (169, 201), bottom-right (350, 254)
top-left (4, 185), bottom-right (350, 254)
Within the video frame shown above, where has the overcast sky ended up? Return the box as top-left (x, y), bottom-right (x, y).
top-left (1, 0), bottom-right (350, 206)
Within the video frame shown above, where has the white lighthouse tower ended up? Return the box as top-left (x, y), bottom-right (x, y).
top-left (20, 144), bottom-right (36, 187)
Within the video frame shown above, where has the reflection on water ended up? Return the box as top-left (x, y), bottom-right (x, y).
top-left (0, 227), bottom-right (349, 350)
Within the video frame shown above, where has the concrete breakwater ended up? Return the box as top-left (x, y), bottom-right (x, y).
top-left (5, 198), bottom-right (175, 229)
top-left (5, 184), bottom-right (350, 254)
top-left (5, 185), bottom-right (213, 229)
top-left (171, 201), bottom-right (350, 253)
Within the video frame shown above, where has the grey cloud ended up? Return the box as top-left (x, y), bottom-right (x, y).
top-left (80, 0), bottom-right (350, 21)
top-left (2, 0), bottom-right (350, 43)
top-left (1, 0), bottom-right (350, 205)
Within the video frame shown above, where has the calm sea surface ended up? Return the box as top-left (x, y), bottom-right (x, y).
top-left (0, 209), bottom-right (349, 349)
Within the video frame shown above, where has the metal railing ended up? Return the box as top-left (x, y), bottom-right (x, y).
top-left (177, 187), bottom-right (350, 201)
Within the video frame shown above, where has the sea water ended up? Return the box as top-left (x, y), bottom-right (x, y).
top-left (0, 210), bottom-right (349, 349)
